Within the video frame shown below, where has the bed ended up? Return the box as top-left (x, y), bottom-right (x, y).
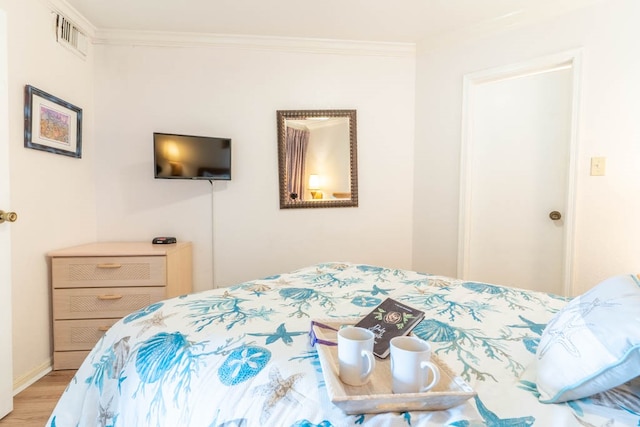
top-left (47, 262), bottom-right (640, 426)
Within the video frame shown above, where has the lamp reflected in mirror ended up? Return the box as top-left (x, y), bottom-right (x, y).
top-left (308, 174), bottom-right (323, 199)
top-left (277, 110), bottom-right (358, 209)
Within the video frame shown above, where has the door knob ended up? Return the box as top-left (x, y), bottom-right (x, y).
top-left (549, 211), bottom-right (562, 221)
top-left (0, 210), bottom-right (18, 224)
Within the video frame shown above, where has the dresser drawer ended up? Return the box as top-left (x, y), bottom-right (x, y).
top-left (52, 256), bottom-right (166, 288)
top-left (53, 350), bottom-right (91, 371)
top-left (53, 287), bottom-right (165, 320)
top-left (54, 318), bottom-right (120, 351)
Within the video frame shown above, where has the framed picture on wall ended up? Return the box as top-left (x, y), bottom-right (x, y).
top-left (24, 85), bottom-right (82, 158)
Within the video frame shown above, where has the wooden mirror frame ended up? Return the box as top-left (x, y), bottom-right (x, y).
top-left (277, 109), bottom-right (358, 209)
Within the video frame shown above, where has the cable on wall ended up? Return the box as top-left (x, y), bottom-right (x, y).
top-left (209, 180), bottom-right (216, 288)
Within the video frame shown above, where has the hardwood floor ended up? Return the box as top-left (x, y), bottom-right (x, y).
top-left (0, 370), bottom-right (75, 427)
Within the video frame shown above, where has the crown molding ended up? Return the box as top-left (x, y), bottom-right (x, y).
top-left (91, 30), bottom-right (416, 58)
top-left (417, 0), bottom-right (601, 54)
top-left (42, 0), bottom-right (414, 57)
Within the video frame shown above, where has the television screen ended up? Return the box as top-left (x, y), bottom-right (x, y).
top-left (154, 132), bottom-right (231, 180)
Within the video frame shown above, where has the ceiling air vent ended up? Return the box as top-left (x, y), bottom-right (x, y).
top-left (55, 13), bottom-right (88, 58)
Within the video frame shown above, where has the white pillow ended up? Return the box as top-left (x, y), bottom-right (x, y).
top-left (536, 274), bottom-right (640, 403)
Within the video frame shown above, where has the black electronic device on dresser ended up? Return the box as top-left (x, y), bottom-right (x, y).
top-left (152, 237), bottom-right (177, 244)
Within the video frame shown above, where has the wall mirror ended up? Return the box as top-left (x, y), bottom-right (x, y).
top-left (277, 109), bottom-right (358, 209)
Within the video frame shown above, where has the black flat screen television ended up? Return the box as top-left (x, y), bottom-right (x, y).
top-left (154, 132), bottom-right (231, 180)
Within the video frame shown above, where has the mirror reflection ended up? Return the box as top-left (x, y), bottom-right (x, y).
top-left (277, 110), bottom-right (358, 209)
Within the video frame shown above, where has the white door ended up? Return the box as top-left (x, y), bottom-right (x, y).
top-left (459, 53), bottom-right (579, 296)
top-left (0, 8), bottom-right (14, 419)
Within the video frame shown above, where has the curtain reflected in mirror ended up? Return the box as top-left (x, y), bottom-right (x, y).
top-left (285, 127), bottom-right (310, 201)
top-left (277, 110), bottom-right (358, 209)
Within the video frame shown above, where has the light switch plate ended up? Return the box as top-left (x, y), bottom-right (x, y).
top-left (590, 157), bottom-right (606, 176)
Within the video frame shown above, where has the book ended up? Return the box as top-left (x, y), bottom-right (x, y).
top-left (354, 297), bottom-right (425, 358)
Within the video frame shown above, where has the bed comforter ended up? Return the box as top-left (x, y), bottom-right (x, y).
top-left (47, 263), bottom-right (640, 426)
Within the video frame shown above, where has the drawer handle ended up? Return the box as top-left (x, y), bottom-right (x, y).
top-left (97, 263), bottom-right (122, 269)
top-left (98, 326), bottom-right (110, 332)
top-left (97, 294), bottom-right (123, 300)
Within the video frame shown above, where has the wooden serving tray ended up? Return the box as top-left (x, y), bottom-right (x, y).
top-left (312, 318), bottom-right (476, 414)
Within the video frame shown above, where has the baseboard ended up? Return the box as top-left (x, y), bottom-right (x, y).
top-left (13, 358), bottom-right (53, 396)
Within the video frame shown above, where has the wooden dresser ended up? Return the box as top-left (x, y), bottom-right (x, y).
top-left (48, 241), bottom-right (192, 370)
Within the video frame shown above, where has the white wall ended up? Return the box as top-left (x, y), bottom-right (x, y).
top-left (93, 40), bottom-right (416, 290)
top-left (412, 0), bottom-right (640, 296)
top-left (1, 0), bottom-right (96, 385)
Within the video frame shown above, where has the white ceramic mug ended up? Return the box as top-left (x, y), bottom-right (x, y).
top-left (337, 326), bottom-right (376, 386)
top-left (390, 336), bottom-right (440, 394)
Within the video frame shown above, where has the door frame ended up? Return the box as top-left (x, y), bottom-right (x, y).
top-left (0, 7), bottom-right (14, 419)
top-left (457, 49), bottom-right (582, 296)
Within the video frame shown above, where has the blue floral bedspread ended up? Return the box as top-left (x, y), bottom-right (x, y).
top-left (47, 263), bottom-right (640, 426)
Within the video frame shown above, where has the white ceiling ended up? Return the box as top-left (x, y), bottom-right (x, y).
top-left (63, 0), bottom-right (600, 44)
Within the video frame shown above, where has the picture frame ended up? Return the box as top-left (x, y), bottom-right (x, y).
top-left (24, 85), bottom-right (82, 158)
